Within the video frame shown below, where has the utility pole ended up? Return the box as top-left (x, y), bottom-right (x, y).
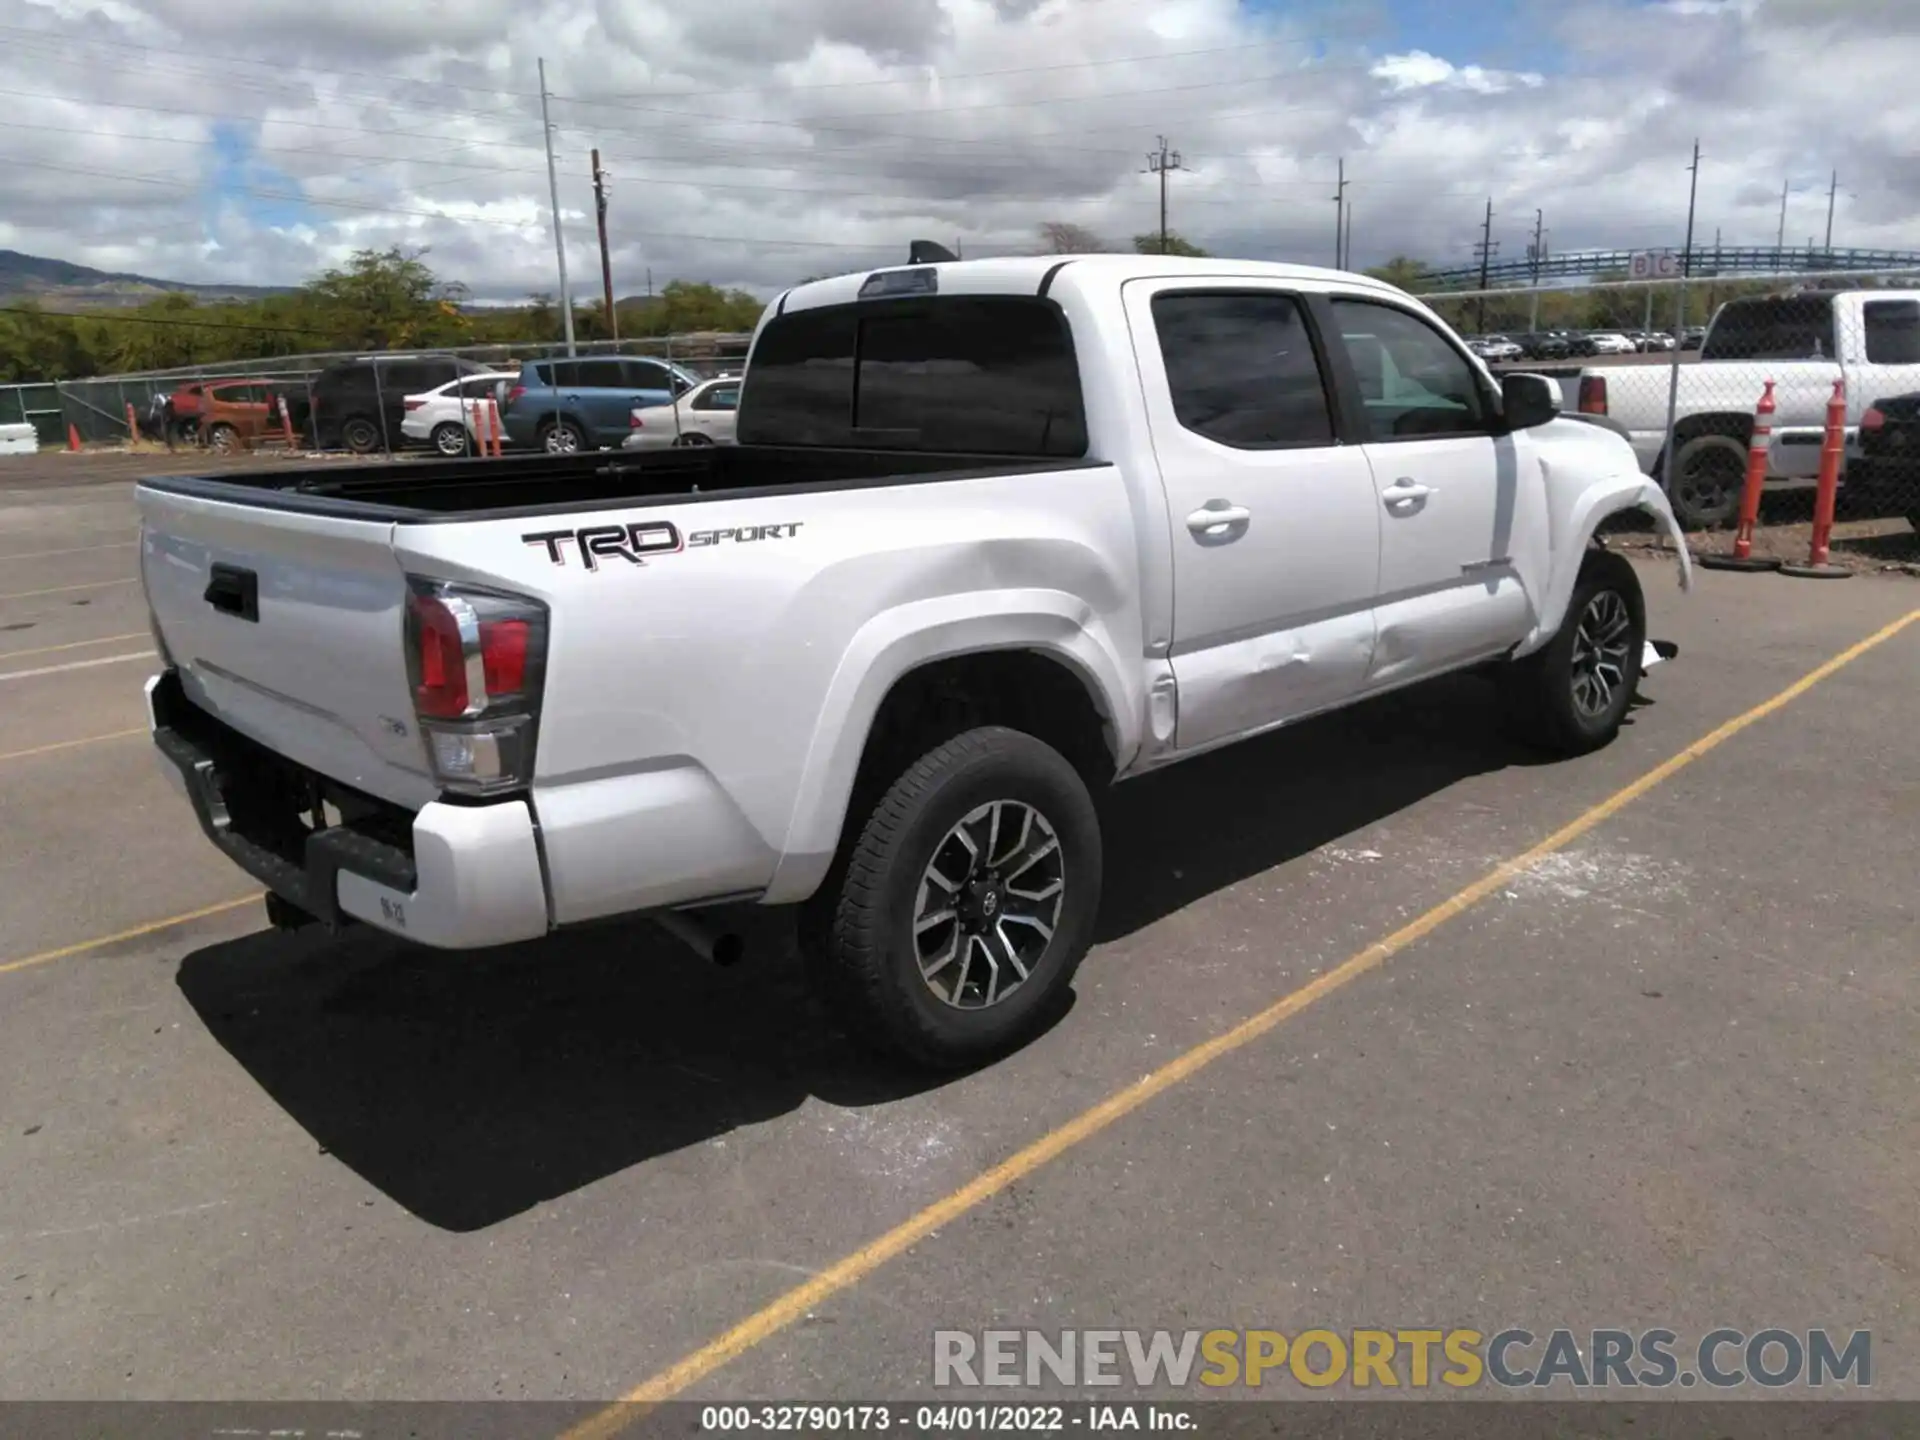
top-left (1526, 208), bottom-right (1545, 331)
top-left (1143, 136), bottom-right (1186, 255)
top-left (1660, 139), bottom-right (1701, 501)
top-left (537, 58), bottom-right (576, 357)
top-left (1776, 178), bottom-right (1789, 262)
top-left (1824, 169), bottom-right (1838, 251)
top-left (1332, 158), bottom-right (1348, 268)
top-left (1342, 197), bottom-right (1354, 272)
top-left (592, 148), bottom-right (617, 342)
top-left (1472, 198), bottom-right (1497, 332)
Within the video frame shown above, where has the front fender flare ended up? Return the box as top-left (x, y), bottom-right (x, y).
top-left (760, 591), bottom-right (1139, 905)
top-left (1514, 475), bottom-right (1693, 659)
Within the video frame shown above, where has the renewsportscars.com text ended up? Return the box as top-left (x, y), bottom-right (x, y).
top-left (932, 1328), bottom-right (1872, 1391)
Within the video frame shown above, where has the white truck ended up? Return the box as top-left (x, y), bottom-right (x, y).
top-left (1574, 288), bottom-right (1920, 528)
top-left (137, 254), bottom-right (1690, 1069)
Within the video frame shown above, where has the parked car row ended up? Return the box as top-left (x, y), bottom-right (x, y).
top-left (1465, 328), bottom-right (1704, 362)
top-left (157, 352), bottom-right (747, 457)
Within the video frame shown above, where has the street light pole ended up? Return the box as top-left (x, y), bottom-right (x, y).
top-left (538, 57), bottom-right (576, 357)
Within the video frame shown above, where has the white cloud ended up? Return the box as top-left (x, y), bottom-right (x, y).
top-left (0, 0), bottom-right (1912, 306)
top-left (1369, 50), bottom-right (1544, 95)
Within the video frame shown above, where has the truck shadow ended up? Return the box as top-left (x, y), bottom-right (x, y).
top-left (175, 668), bottom-right (1615, 1232)
top-left (1095, 669), bottom-right (1570, 941)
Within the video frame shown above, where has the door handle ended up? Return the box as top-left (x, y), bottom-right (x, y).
top-left (1186, 503), bottom-right (1251, 536)
top-left (1383, 478), bottom-right (1434, 508)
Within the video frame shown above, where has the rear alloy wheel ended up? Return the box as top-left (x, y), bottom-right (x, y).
top-left (205, 423), bottom-right (239, 455)
top-left (1500, 549), bottom-right (1647, 756)
top-left (541, 420), bottom-right (586, 454)
top-left (675, 431), bottom-right (715, 447)
top-left (431, 422), bottom-right (469, 457)
top-left (341, 416), bottom-right (382, 455)
top-left (1669, 434), bottom-right (1748, 530)
top-left (805, 726), bottom-right (1101, 1069)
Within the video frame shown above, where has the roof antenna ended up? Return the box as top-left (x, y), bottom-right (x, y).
top-left (909, 240), bottom-right (959, 264)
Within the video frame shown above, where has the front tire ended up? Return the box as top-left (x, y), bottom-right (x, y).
top-left (806, 727), bottom-right (1102, 1069)
top-left (1501, 550), bottom-right (1647, 757)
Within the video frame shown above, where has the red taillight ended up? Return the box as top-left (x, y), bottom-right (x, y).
top-left (1578, 375), bottom-right (1609, 415)
top-left (481, 618), bottom-right (529, 697)
top-left (1860, 406), bottom-right (1885, 432)
top-left (630, 408), bottom-right (644, 429)
top-left (404, 398), bottom-right (425, 411)
top-left (410, 591), bottom-right (470, 719)
top-left (404, 580), bottom-right (548, 794)
top-left (506, 385), bottom-right (526, 408)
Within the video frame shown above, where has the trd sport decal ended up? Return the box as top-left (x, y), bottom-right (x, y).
top-left (523, 520), bottom-right (804, 570)
top-left (689, 522), bottom-right (804, 547)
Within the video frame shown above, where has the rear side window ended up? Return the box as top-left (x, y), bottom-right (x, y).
top-left (541, 360), bottom-right (579, 388)
top-left (575, 359), bottom-right (626, 388)
top-left (1702, 296), bottom-right (1836, 360)
top-left (1151, 291), bottom-right (1334, 448)
top-left (739, 296), bottom-right (1086, 455)
top-left (1863, 300), bottom-right (1920, 364)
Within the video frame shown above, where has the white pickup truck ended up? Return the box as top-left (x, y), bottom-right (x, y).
top-left (1575, 288), bottom-right (1920, 528)
top-left (137, 254), bottom-right (1689, 1068)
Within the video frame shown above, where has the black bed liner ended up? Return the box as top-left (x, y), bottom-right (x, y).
top-left (135, 445), bottom-right (1106, 524)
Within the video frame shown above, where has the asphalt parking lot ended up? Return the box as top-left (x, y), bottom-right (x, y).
top-left (2, 453), bottom-right (1917, 1421)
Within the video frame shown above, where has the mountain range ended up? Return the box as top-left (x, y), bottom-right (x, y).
top-left (0, 249), bottom-right (290, 309)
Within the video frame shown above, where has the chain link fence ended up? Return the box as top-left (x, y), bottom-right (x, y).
top-left (0, 332), bottom-right (754, 457)
top-left (1419, 268), bottom-right (1920, 569)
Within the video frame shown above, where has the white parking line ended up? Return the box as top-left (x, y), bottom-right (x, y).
top-left (0, 577), bottom-right (138, 602)
top-left (0, 651), bottom-right (152, 682)
top-left (0, 540), bottom-right (137, 561)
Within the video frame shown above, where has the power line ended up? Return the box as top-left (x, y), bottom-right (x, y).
top-left (0, 20), bottom-right (1334, 108)
top-left (0, 305), bottom-right (322, 334)
top-left (0, 155), bottom-right (913, 252)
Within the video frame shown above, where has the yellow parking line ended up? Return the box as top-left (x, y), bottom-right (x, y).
top-left (0, 728), bottom-right (146, 765)
top-left (0, 631), bottom-right (147, 661)
top-left (559, 604), bottom-right (1920, 1437)
top-left (0, 577), bottom-right (138, 601)
top-left (0, 895), bottom-right (261, 977)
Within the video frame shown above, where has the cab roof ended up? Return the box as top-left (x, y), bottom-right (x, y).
top-left (778, 253), bottom-right (1409, 314)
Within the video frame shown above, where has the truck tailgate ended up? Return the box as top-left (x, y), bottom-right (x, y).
top-left (137, 485), bottom-right (436, 809)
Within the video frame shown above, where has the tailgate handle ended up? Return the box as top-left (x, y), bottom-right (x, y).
top-left (204, 563), bottom-right (259, 623)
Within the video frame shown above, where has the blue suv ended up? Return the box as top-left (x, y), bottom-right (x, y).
top-left (503, 355), bottom-right (702, 452)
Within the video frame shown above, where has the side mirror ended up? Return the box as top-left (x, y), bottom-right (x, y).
top-left (1500, 372), bottom-right (1561, 430)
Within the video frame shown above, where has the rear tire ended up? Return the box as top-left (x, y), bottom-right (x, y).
top-left (205, 423), bottom-right (239, 455)
top-left (803, 726), bottom-right (1102, 1070)
top-left (540, 419), bottom-right (586, 454)
top-left (431, 422), bottom-right (469, 456)
top-left (1500, 550), bottom-right (1647, 757)
top-left (341, 416), bottom-right (382, 454)
top-left (1668, 433), bottom-right (1748, 529)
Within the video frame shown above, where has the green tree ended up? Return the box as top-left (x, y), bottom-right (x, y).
top-left (1133, 231), bottom-right (1208, 257)
top-left (299, 246), bottom-right (472, 351)
top-left (1363, 256), bottom-right (1430, 291)
top-left (1040, 222), bottom-right (1109, 254)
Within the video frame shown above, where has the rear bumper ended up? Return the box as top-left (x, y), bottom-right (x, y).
top-left (146, 671), bottom-right (550, 949)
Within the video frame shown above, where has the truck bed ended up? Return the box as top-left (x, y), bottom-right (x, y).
top-left (135, 445), bottom-right (1100, 522)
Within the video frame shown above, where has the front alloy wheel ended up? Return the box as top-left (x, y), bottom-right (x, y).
top-left (913, 800), bottom-right (1066, 1011)
top-left (1569, 589), bottom-right (1634, 721)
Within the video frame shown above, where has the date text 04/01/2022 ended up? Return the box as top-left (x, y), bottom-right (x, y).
top-left (696, 1404), bottom-right (1195, 1432)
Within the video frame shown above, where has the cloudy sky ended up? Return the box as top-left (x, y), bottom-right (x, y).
top-left (1, 0), bottom-right (1914, 301)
